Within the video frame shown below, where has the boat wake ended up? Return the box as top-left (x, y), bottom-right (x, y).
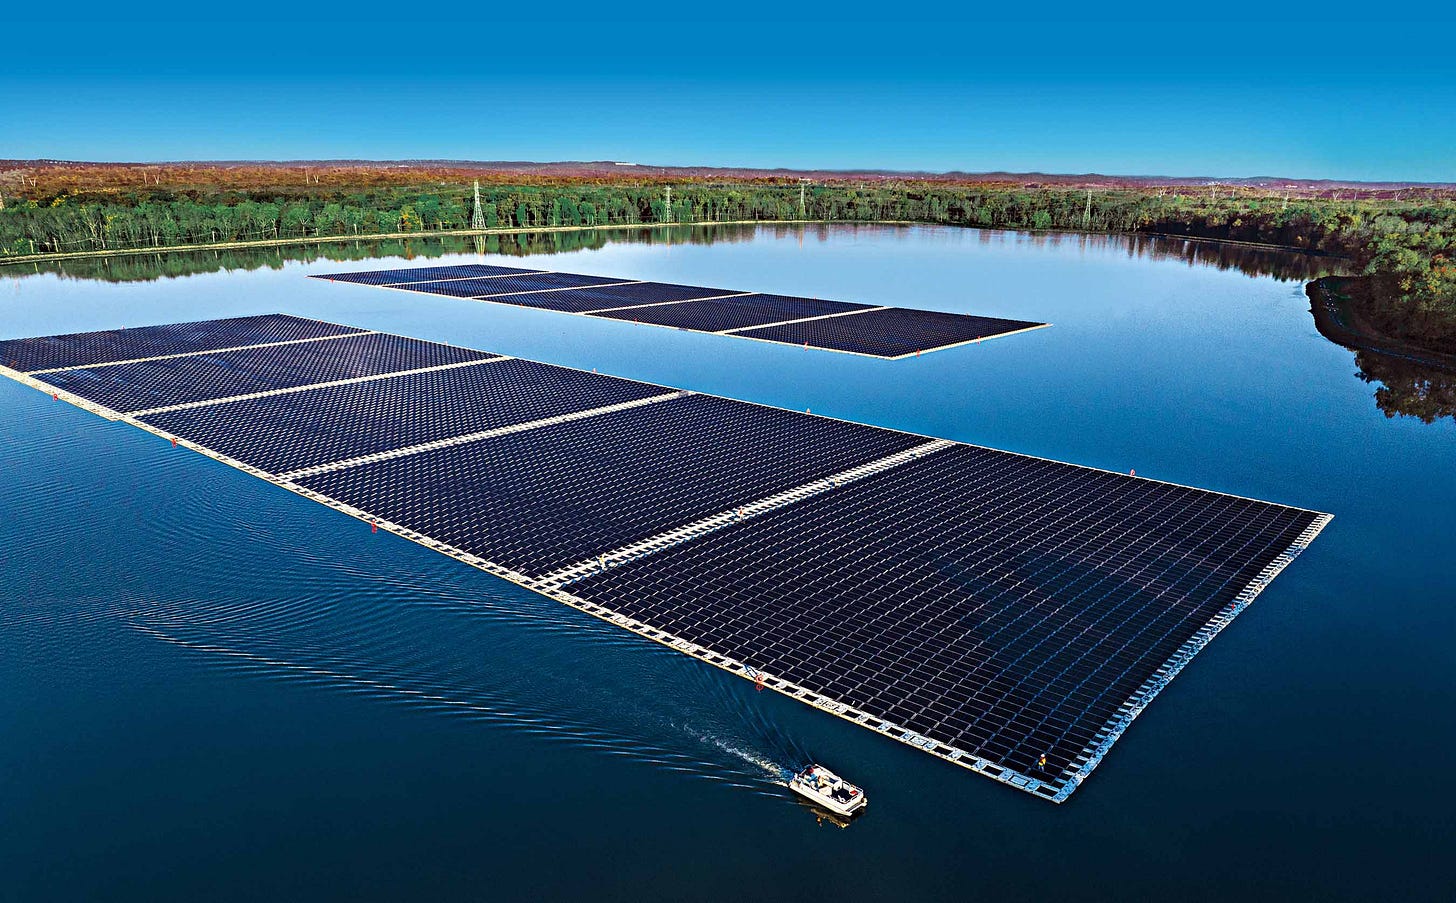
top-left (122, 585), bottom-right (799, 801)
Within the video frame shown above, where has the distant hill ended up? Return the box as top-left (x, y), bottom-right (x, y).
top-left (2, 159), bottom-right (1451, 198)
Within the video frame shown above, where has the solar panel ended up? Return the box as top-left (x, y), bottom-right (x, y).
top-left (314, 268), bottom-right (1049, 358)
top-left (470, 272), bottom-right (635, 297)
top-left (565, 443), bottom-right (1323, 793)
top-left (317, 264), bottom-right (543, 285)
top-left (388, 271), bottom-right (638, 305)
top-left (35, 333), bottom-right (498, 414)
top-left (295, 393), bottom-right (925, 577)
top-left (0, 314), bottom-right (360, 374)
top-left (2, 315), bottom-right (1328, 801)
top-left (391, 278), bottom-right (561, 299)
top-left (588, 293), bottom-right (875, 333)
top-left (140, 359), bottom-right (671, 475)
top-left (478, 281), bottom-right (741, 314)
top-left (736, 307), bottom-right (1047, 358)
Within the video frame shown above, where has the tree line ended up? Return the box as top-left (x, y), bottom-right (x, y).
top-left (2, 182), bottom-right (1452, 351)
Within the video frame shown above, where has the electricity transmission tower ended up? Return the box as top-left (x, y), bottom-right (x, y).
top-left (471, 181), bottom-right (486, 230)
top-left (663, 186), bottom-right (672, 223)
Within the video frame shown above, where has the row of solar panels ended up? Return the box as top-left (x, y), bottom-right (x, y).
top-left (314, 264), bottom-right (1048, 359)
top-left (0, 314), bottom-right (1327, 800)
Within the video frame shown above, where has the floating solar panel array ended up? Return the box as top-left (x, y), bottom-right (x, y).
top-left (0, 314), bottom-right (1330, 802)
top-left (311, 264), bottom-right (1048, 359)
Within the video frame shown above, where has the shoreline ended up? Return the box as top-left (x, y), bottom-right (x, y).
top-left (0, 220), bottom-right (910, 267)
top-left (14, 221), bottom-right (1418, 362)
top-left (1307, 276), bottom-right (1456, 371)
top-left (0, 220), bottom-right (1336, 268)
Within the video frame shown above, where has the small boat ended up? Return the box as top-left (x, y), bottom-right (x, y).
top-left (787, 764), bottom-right (867, 817)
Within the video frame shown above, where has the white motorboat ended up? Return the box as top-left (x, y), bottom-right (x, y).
top-left (787, 764), bottom-right (867, 817)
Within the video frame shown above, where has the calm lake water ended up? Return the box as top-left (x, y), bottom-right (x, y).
top-left (2, 225), bottom-right (1451, 901)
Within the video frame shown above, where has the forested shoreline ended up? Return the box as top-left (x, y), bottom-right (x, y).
top-left (2, 180), bottom-right (1452, 353)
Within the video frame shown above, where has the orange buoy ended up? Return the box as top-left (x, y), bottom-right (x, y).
top-left (171, 437), bottom-right (177, 447)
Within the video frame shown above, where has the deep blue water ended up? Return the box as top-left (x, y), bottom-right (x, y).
top-left (1, 226), bottom-right (1451, 901)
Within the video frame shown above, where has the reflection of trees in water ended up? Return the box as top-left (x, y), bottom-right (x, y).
top-left (1355, 351), bottom-right (1456, 424)
top-left (1, 223), bottom-right (1339, 285)
top-left (1045, 232), bottom-right (1341, 281)
top-left (0, 224), bottom-right (762, 284)
top-left (1123, 234), bottom-right (1343, 281)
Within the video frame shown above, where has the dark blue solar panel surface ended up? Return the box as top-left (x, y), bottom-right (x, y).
top-left (568, 443), bottom-right (1321, 790)
top-left (589, 293), bottom-right (874, 333)
top-left (141, 359), bottom-right (668, 475)
top-left (0, 314), bottom-right (360, 374)
top-left (481, 281), bottom-right (740, 314)
top-left (297, 394), bottom-right (926, 577)
top-left (738, 306), bottom-right (1045, 357)
top-left (393, 278), bottom-right (557, 299)
top-left (313, 265), bottom-right (542, 285)
top-left (470, 272), bottom-right (633, 297)
top-left (35, 333), bottom-right (497, 414)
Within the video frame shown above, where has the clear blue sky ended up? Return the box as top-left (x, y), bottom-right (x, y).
top-left (5, 3), bottom-right (1452, 182)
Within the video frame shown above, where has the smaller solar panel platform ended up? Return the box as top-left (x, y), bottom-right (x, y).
top-left (313, 266), bottom-right (1048, 358)
top-left (320, 264), bottom-right (544, 285)
top-left (1, 313), bottom-right (1328, 803)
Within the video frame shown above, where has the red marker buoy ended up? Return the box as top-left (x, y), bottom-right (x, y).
top-left (52, 393), bottom-right (58, 400)
top-left (171, 437), bottom-right (177, 447)
top-left (1130, 469), bottom-right (1136, 477)
top-left (371, 521), bottom-right (378, 533)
